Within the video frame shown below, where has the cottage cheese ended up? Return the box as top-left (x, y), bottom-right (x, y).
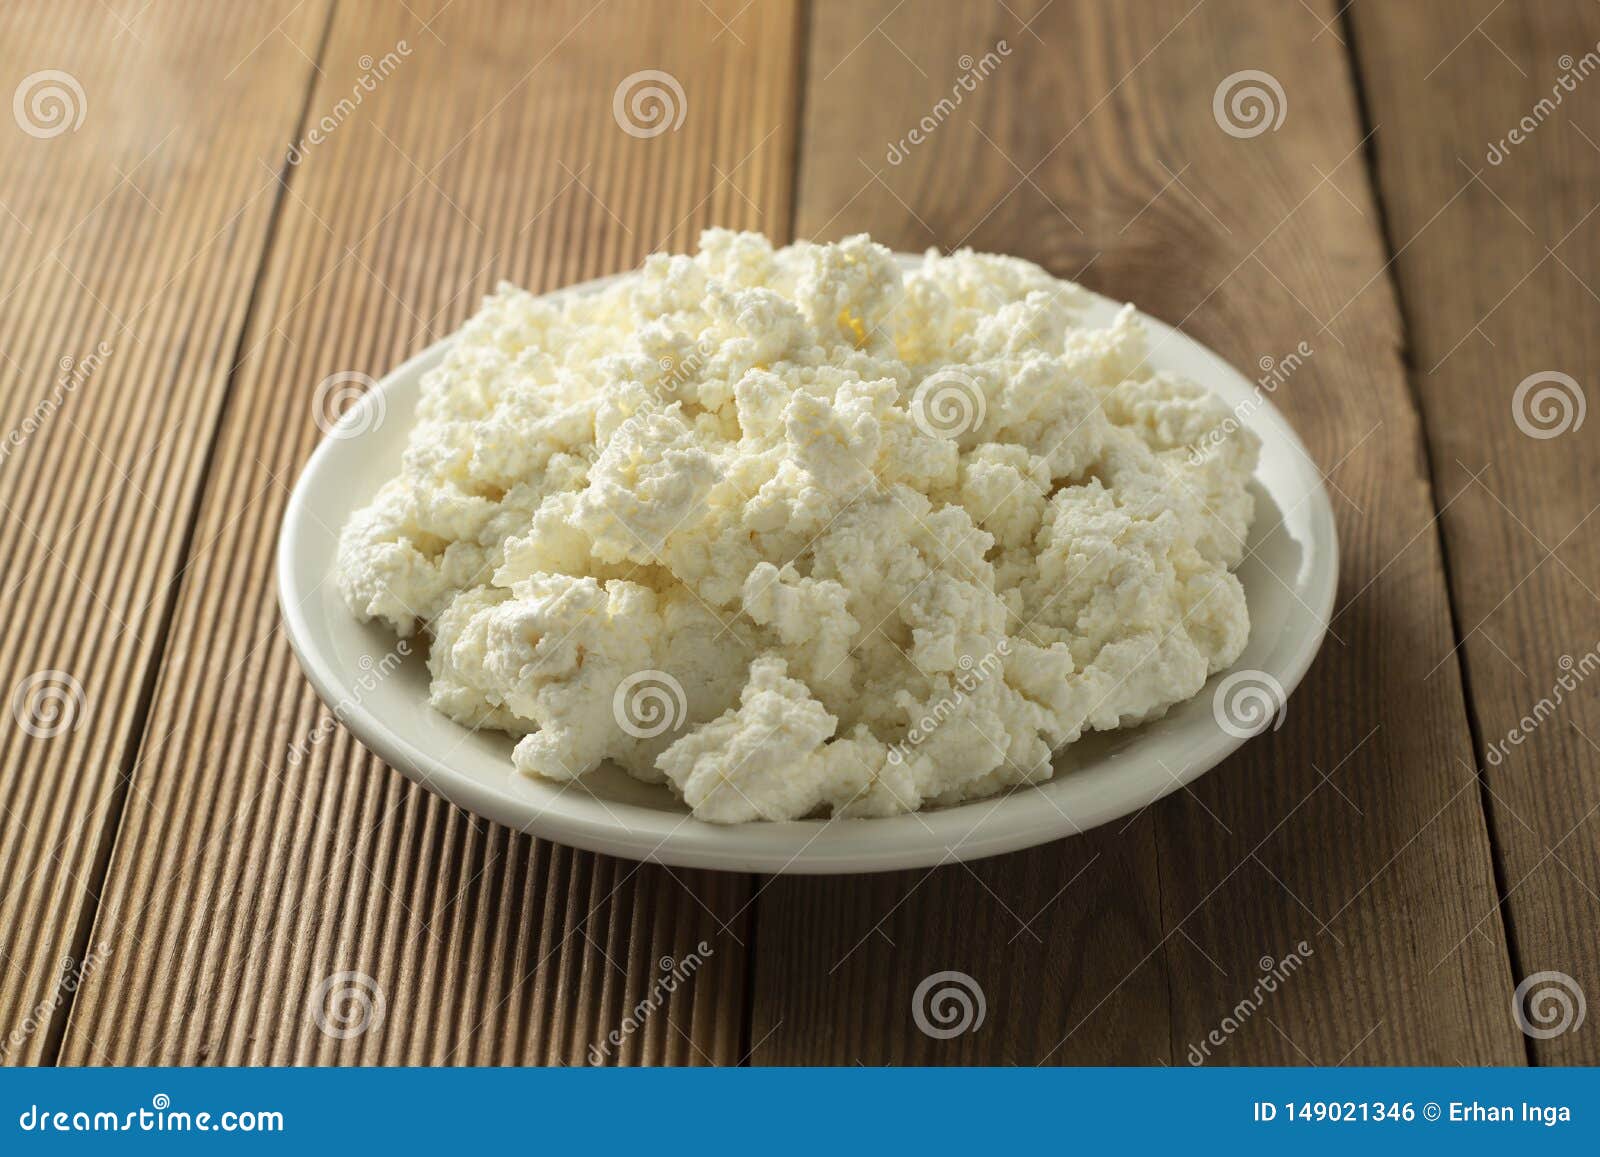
top-left (337, 231), bottom-right (1259, 823)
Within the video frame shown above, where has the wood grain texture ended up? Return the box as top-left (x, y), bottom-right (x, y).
top-left (57, 0), bottom-right (800, 1064)
top-left (747, 0), bottom-right (1524, 1065)
top-left (0, 0), bottom-right (329, 1065)
top-left (10, 0), bottom-right (1593, 1070)
top-left (1349, 0), bottom-right (1600, 1063)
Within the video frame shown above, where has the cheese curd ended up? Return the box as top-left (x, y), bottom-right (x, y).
top-left (337, 231), bottom-right (1259, 823)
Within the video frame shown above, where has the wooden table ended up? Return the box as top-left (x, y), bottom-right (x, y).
top-left (2, 0), bottom-right (1596, 1066)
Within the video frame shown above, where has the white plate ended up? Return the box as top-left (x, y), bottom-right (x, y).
top-left (277, 260), bottom-right (1338, 874)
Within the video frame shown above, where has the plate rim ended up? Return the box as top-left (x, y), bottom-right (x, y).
top-left (276, 258), bottom-right (1339, 874)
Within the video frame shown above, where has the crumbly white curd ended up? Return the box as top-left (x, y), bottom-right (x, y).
top-left (337, 231), bottom-right (1258, 823)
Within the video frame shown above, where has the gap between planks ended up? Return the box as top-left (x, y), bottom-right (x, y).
top-left (1334, 0), bottom-right (1531, 1068)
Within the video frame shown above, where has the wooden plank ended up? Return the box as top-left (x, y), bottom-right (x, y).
top-left (1349, 0), bottom-right (1600, 1063)
top-left (0, 0), bottom-right (329, 1065)
top-left (58, 0), bottom-right (800, 1064)
top-left (749, 0), bottom-right (1524, 1064)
